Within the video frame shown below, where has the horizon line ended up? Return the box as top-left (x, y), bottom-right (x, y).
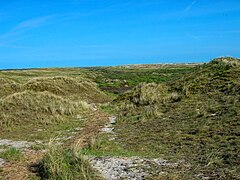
top-left (0, 61), bottom-right (207, 71)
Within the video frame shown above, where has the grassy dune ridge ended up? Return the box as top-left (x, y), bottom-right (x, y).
top-left (0, 90), bottom-right (87, 128)
top-left (0, 69), bottom-right (111, 178)
top-left (108, 57), bottom-right (240, 179)
top-left (0, 78), bottom-right (21, 98)
top-left (0, 58), bottom-right (239, 179)
top-left (169, 57), bottom-right (240, 95)
top-left (23, 76), bottom-right (109, 102)
top-left (0, 71), bottom-right (110, 142)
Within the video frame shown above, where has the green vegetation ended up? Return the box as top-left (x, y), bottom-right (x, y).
top-left (91, 57), bottom-right (240, 179)
top-left (81, 133), bottom-right (141, 157)
top-left (0, 67), bottom-right (114, 179)
top-left (38, 142), bottom-right (100, 180)
top-left (90, 64), bottom-right (195, 95)
top-left (0, 69), bottom-right (111, 142)
top-left (0, 64), bottom-right (193, 141)
top-left (169, 57), bottom-right (240, 95)
top-left (0, 148), bottom-right (23, 162)
top-left (0, 91), bottom-right (82, 128)
top-left (0, 88), bottom-right (92, 141)
top-left (23, 76), bottom-right (109, 102)
top-left (0, 58), bottom-right (239, 179)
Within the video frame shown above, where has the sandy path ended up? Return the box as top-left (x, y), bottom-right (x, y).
top-left (0, 110), bottom-right (109, 180)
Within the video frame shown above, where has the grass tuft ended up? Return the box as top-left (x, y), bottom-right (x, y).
top-left (0, 148), bottom-right (23, 162)
top-left (37, 141), bottom-right (99, 180)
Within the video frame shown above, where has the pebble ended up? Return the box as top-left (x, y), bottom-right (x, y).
top-left (100, 116), bottom-right (117, 136)
top-left (0, 158), bottom-right (6, 167)
top-left (101, 127), bottom-right (114, 133)
top-left (109, 117), bottom-right (117, 124)
top-left (0, 139), bottom-right (34, 149)
top-left (88, 156), bottom-right (178, 180)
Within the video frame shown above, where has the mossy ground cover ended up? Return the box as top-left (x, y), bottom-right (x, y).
top-left (0, 148), bottom-right (23, 162)
top-left (81, 133), bottom-right (142, 157)
top-left (89, 64), bottom-right (195, 95)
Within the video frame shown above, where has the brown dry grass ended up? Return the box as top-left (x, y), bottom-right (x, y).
top-left (0, 78), bottom-right (21, 98)
top-left (0, 90), bottom-right (85, 129)
top-left (23, 76), bottom-right (110, 103)
top-left (69, 110), bottom-right (109, 149)
top-left (110, 57), bottom-right (240, 179)
top-left (0, 110), bottom-right (109, 180)
top-left (0, 150), bottom-right (44, 180)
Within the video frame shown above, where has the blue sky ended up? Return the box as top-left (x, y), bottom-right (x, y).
top-left (0, 0), bottom-right (240, 69)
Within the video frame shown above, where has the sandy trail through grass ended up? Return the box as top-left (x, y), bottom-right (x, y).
top-left (0, 110), bottom-right (109, 180)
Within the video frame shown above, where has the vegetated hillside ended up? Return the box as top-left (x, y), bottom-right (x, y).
top-left (0, 78), bottom-right (21, 98)
top-left (169, 57), bottom-right (240, 95)
top-left (90, 64), bottom-right (195, 95)
top-left (0, 73), bottom-right (110, 139)
top-left (0, 69), bottom-right (111, 179)
top-left (23, 76), bottom-right (109, 103)
top-left (0, 91), bottom-right (89, 128)
top-left (114, 57), bottom-right (240, 179)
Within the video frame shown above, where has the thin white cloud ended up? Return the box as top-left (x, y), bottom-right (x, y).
top-left (183, 1), bottom-right (197, 13)
top-left (12, 15), bottom-right (54, 32)
top-left (187, 33), bottom-right (201, 41)
top-left (0, 15), bottom-right (56, 48)
top-left (0, 15), bottom-right (55, 40)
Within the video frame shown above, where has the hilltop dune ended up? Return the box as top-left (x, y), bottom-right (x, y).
top-left (0, 91), bottom-right (90, 128)
top-left (0, 75), bottom-right (110, 130)
top-left (23, 76), bottom-right (110, 103)
top-left (114, 57), bottom-right (240, 179)
top-left (0, 78), bottom-right (21, 98)
top-left (170, 57), bottom-right (240, 95)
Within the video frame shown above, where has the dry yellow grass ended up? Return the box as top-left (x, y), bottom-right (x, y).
top-left (0, 74), bottom-right (111, 131)
top-left (0, 78), bottom-right (21, 98)
top-left (23, 76), bottom-right (110, 103)
top-left (0, 90), bottom-right (89, 129)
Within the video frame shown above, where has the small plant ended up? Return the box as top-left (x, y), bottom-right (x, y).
top-left (38, 141), bottom-right (98, 180)
top-left (0, 148), bottom-right (23, 161)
